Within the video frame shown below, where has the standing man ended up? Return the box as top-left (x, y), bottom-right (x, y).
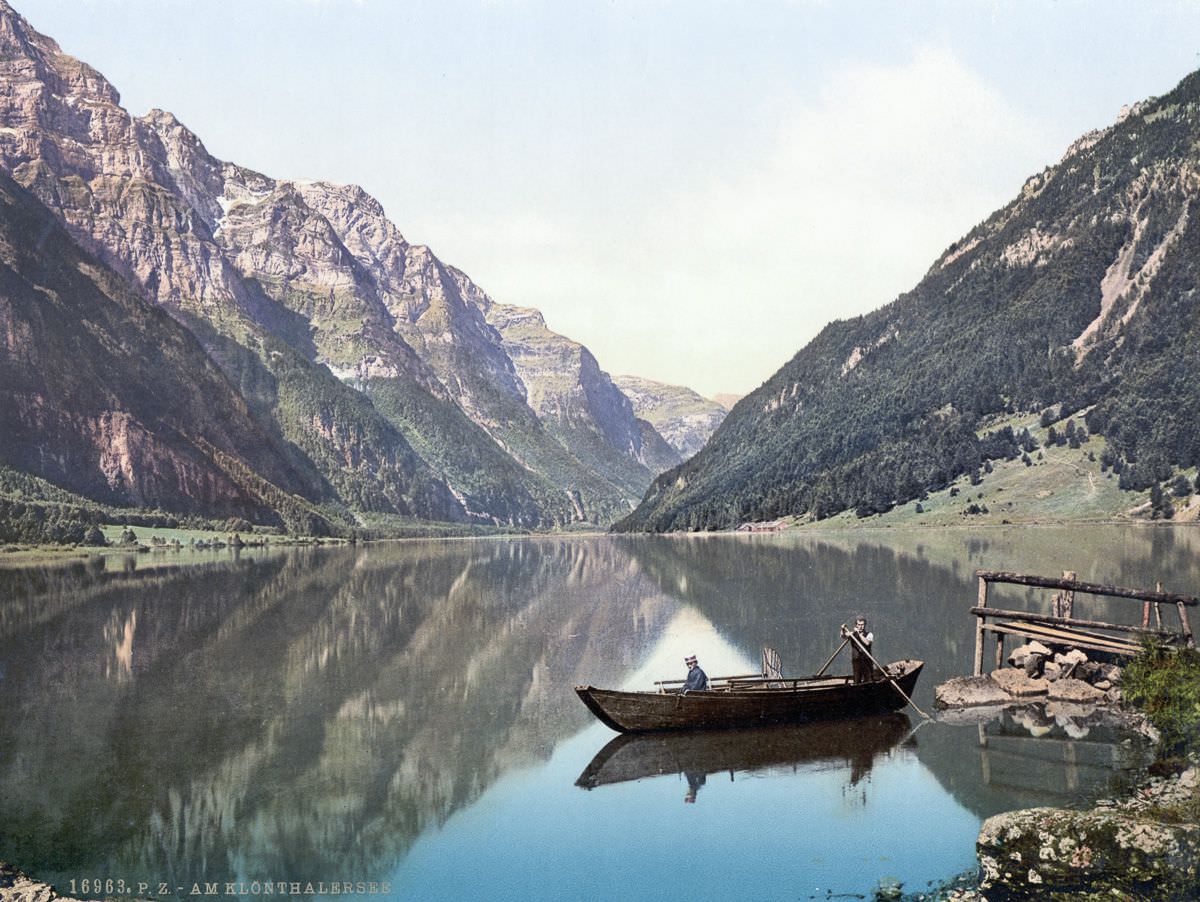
top-left (682, 654), bottom-right (709, 692)
top-left (841, 615), bottom-right (875, 684)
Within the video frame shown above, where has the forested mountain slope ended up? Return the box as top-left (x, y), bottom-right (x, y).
top-left (618, 70), bottom-right (1200, 532)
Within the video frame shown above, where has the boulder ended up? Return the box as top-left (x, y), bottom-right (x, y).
top-left (977, 807), bottom-right (1200, 899)
top-left (991, 667), bottom-right (1050, 697)
top-left (1008, 641), bottom-right (1053, 668)
top-left (1056, 649), bottom-right (1089, 667)
top-left (935, 675), bottom-right (1012, 708)
top-left (1008, 642), bottom-right (1056, 662)
top-left (874, 876), bottom-right (903, 899)
top-left (1042, 660), bottom-right (1064, 682)
top-left (1053, 649), bottom-right (1089, 678)
top-left (0, 862), bottom-right (81, 902)
top-left (1047, 678), bottom-right (1107, 703)
top-left (1075, 661), bottom-right (1103, 683)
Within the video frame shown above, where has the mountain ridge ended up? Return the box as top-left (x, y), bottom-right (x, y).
top-left (0, 0), bottom-right (706, 532)
top-left (618, 68), bottom-right (1200, 532)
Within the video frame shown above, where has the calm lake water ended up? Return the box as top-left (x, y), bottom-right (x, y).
top-left (1, 525), bottom-right (1193, 901)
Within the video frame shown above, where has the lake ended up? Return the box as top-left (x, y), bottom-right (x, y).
top-left (1, 525), bottom-right (1191, 901)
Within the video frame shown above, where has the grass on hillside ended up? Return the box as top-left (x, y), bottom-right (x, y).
top-left (800, 412), bottom-right (1196, 529)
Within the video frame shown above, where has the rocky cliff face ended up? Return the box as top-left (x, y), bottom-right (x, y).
top-left (0, 0), bottom-right (686, 528)
top-left (0, 169), bottom-right (331, 528)
top-left (485, 303), bottom-right (682, 491)
top-left (612, 375), bottom-right (728, 459)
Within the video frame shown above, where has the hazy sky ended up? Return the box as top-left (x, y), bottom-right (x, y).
top-left (15, 1), bottom-right (1200, 397)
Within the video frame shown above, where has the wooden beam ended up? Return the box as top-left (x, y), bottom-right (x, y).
top-left (994, 620), bottom-right (1142, 653)
top-left (974, 570), bottom-right (1200, 607)
top-left (982, 622), bottom-right (1141, 656)
top-left (968, 606), bottom-right (1178, 638)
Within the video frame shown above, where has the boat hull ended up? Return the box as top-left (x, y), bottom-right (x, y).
top-left (575, 660), bottom-right (923, 733)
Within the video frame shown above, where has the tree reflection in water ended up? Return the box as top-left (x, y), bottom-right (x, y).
top-left (0, 526), bottom-right (1179, 896)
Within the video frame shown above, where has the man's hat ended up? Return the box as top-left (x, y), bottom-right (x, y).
top-left (685, 655), bottom-right (698, 665)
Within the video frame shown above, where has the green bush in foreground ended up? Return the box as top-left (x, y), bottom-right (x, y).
top-left (1124, 641), bottom-right (1200, 758)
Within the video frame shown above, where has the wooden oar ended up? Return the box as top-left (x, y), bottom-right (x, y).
top-left (847, 631), bottom-right (930, 720)
top-left (813, 637), bottom-right (850, 677)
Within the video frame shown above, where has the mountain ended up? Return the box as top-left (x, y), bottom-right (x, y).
top-left (484, 304), bottom-right (683, 489)
top-left (0, 168), bottom-right (350, 533)
top-left (618, 70), bottom-right (1200, 532)
top-left (611, 375), bottom-right (728, 459)
top-left (0, 0), bottom-right (682, 530)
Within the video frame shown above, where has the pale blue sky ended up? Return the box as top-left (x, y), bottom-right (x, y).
top-left (15, 0), bottom-right (1200, 396)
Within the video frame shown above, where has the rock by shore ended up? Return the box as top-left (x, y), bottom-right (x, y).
top-left (976, 765), bottom-right (1200, 900)
top-left (0, 863), bottom-right (81, 902)
top-left (929, 651), bottom-right (1200, 899)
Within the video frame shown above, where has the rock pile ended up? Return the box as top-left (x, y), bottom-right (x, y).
top-left (934, 642), bottom-right (1124, 709)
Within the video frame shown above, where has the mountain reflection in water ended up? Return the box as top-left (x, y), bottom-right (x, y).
top-left (0, 527), bottom-right (1178, 900)
top-left (576, 713), bottom-right (913, 800)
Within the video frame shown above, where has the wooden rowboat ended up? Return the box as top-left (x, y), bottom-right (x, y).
top-left (574, 659), bottom-right (923, 733)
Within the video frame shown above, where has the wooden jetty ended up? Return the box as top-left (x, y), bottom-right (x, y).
top-left (971, 569), bottom-right (1199, 676)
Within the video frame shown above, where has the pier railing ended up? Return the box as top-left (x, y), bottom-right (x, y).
top-left (971, 569), bottom-right (1198, 676)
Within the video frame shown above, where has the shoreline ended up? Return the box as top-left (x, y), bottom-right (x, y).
top-left (1, 516), bottom-right (1193, 570)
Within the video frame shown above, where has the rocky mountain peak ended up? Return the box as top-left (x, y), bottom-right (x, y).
top-left (0, 2), bottom-right (119, 107)
top-left (612, 375), bottom-right (728, 458)
top-left (137, 108), bottom-right (225, 225)
top-left (0, 2), bottom-right (697, 530)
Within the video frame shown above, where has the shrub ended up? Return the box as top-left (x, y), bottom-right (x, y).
top-left (1123, 641), bottom-right (1200, 758)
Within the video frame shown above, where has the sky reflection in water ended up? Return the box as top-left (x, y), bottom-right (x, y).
top-left (0, 526), bottom-right (1178, 900)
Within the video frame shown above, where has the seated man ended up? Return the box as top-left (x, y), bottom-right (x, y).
top-left (682, 654), bottom-right (709, 692)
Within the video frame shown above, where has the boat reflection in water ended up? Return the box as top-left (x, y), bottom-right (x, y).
top-left (575, 712), bottom-right (913, 802)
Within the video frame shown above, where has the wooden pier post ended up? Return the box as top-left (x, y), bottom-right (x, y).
top-left (973, 575), bottom-right (989, 676)
top-left (1061, 570), bottom-right (1076, 619)
top-left (1178, 599), bottom-right (1195, 649)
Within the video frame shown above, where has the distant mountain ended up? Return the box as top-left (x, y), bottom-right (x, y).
top-left (709, 393), bottom-right (742, 412)
top-left (485, 305), bottom-right (683, 492)
top-left (619, 70), bottom-right (1200, 532)
top-left (612, 376), bottom-right (728, 459)
top-left (0, 0), bottom-right (688, 530)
